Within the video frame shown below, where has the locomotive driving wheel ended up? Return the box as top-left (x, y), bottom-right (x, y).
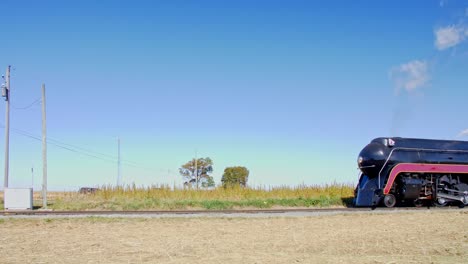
top-left (434, 180), bottom-right (451, 207)
top-left (413, 199), bottom-right (424, 207)
top-left (434, 197), bottom-right (448, 207)
top-left (383, 194), bottom-right (396, 208)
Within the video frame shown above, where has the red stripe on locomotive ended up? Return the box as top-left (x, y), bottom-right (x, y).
top-left (384, 163), bottom-right (468, 195)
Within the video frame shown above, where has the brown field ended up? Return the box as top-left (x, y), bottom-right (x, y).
top-left (0, 210), bottom-right (467, 264)
top-left (1, 185), bottom-right (355, 210)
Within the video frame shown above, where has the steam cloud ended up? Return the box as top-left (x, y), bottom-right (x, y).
top-left (390, 60), bottom-right (429, 92)
top-left (389, 6), bottom-right (468, 137)
top-left (457, 129), bottom-right (468, 138)
top-left (434, 25), bottom-right (468, 50)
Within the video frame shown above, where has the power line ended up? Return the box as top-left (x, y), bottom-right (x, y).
top-left (6, 125), bottom-right (124, 163)
top-left (47, 137), bottom-right (119, 160)
top-left (12, 98), bottom-right (41, 110)
top-left (46, 136), bottom-right (142, 167)
top-left (7, 127), bottom-right (117, 164)
top-left (0, 124), bottom-right (152, 170)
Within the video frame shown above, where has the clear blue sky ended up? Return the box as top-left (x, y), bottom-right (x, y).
top-left (1, 0), bottom-right (467, 190)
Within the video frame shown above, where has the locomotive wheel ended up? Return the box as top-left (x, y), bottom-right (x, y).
top-left (434, 197), bottom-right (448, 207)
top-left (413, 199), bottom-right (424, 207)
top-left (383, 194), bottom-right (396, 208)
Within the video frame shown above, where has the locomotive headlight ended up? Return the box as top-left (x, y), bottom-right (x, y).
top-left (358, 156), bottom-right (363, 165)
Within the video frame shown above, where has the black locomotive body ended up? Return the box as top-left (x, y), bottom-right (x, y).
top-left (354, 137), bottom-right (468, 207)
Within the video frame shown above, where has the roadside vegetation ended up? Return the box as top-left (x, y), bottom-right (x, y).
top-left (43, 183), bottom-right (354, 211)
top-left (0, 158), bottom-right (355, 211)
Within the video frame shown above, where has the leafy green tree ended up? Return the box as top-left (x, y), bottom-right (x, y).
top-left (201, 176), bottom-right (215, 188)
top-left (179, 157), bottom-right (213, 189)
top-left (221, 166), bottom-right (249, 188)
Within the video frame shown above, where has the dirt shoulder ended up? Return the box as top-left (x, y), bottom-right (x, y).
top-left (0, 210), bottom-right (466, 263)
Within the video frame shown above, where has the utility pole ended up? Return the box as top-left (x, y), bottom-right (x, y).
top-left (2, 65), bottom-right (11, 189)
top-left (41, 84), bottom-right (47, 208)
top-left (194, 149), bottom-right (198, 189)
top-left (117, 137), bottom-right (121, 186)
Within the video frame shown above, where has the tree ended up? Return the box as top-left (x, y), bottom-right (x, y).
top-left (221, 166), bottom-right (249, 188)
top-left (201, 176), bottom-right (215, 188)
top-left (179, 157), bottom-right (213, 189)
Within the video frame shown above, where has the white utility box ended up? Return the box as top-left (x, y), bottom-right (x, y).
top-left (4, 188), bottom-right (33, 210)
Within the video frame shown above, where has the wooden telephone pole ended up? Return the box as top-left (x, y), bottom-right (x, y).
top-left (3, 65), bottom-right (11, 189)
top-left (42, 84), bottom-right (47, 208)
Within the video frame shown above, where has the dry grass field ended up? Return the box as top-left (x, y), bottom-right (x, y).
top-left (1, 184), bottom-right (355, 210)
top-left (0, 210), bottom-right (467, 263)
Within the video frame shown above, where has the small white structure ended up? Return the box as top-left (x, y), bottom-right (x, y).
top-left (4, 188), bottom-right (33, 210)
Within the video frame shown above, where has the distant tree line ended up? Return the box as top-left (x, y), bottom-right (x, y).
top-left (179, 157), bottom-right (249, 188)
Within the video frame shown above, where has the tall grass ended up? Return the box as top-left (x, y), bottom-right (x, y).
top-left (50, 183), bottom-right (355, 211)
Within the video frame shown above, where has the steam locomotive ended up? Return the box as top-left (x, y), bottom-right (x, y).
top-left (354, 137), bottom-right (468, 207)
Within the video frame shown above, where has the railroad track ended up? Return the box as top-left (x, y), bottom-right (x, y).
top-left (1, 206), bottom-right (464, 217)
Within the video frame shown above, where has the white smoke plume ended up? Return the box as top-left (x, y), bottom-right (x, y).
top-left (434, 25), bottom-right (467, 50)
top-left (457, 129), bottom-right (468, 138)
top-left (390, 60), bottom-right (430, 92)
